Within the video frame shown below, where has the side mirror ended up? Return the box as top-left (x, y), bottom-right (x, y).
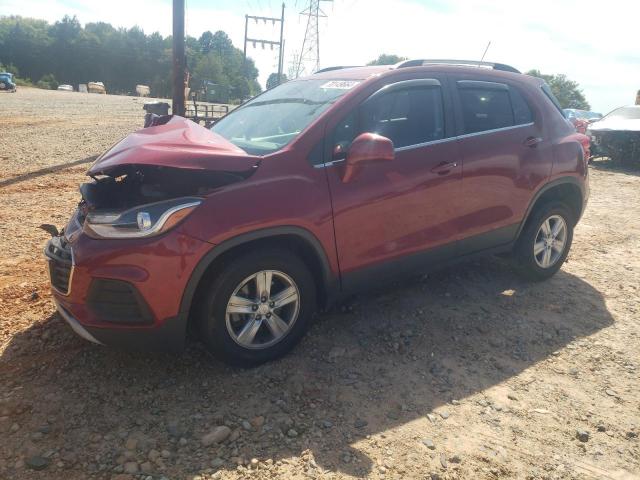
top-left (341, 133), bottom-right (394, 183)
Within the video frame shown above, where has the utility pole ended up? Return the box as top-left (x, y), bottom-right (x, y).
top-left (279, 39), bottom-right (286, 84)
top-left (243, 14), bottom-right (249, 64)
top-left (172, 0), bottom-right (186, 116)
top-left (243, 4), bottom-right (286, 87)
top-left (278, 3), bottom-right (285, 84)
top-left (295, 0), bottom-right (331, 78)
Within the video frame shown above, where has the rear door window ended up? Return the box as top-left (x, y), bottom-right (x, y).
top-left (457, 81), bottom-right (514, 134)
top-left (457, 81), bottom-right (534, 134)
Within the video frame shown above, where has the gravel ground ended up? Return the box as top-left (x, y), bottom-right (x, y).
top-left (0, 88), bottom-right (639, 480)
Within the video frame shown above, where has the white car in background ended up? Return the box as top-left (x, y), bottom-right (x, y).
top-left (57, 84), bottom-right (73, 92)
top-left (588, 106), bottom-right (640, 166)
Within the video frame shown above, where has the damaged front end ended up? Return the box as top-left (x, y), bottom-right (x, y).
top-left (589, 130), bottom-right (640, 167)
top-left (44, 117), bottom-right (263, 350)
top-left (588, 106), bottom-right (640, 167)
top-left (78, 165), bottom-right (249, 239)
top-left (73, 116), bottom-right (261, 239)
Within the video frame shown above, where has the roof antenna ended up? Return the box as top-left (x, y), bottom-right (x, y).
top-left (479, 41), bottom-right (491, 64)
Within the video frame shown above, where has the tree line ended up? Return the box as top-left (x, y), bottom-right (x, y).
top-left (0, 15), bottom-right (262, 102)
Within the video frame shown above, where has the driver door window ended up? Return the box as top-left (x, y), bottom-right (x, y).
top-left (332, 84), bottom-right (445, 157)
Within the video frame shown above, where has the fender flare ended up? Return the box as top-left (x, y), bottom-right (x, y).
top-left (178, 226), bottom-right (337, 318)
top-left (516, 176), bottom-right (586, 238)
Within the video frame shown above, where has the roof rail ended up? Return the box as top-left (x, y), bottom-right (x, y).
top-left (314, 66), bottom-right (361, 74)
top-left (395, 59), bottom-right (520, 74)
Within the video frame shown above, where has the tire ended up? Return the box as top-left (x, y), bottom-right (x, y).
top-left (514, 202), bottom-right (574, 281)
top-left (197, 248), bottom-right (316, 366)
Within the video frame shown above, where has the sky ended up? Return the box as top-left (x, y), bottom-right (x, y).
top-left (1, 0), bottom-right (638, 113)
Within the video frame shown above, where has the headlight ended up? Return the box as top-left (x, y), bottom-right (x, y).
top-left (84, 197), bottom-right (201, 239)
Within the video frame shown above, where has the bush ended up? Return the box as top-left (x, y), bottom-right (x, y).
top-left (0, 62), bottom-right (20, 76)
top-left (15, 77), bottom-right (33, 86)
top-left (36, 73), bottom-right (58, 90)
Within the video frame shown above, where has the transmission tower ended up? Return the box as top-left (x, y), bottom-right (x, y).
top-left (295, 0), bottom-right (332, 78)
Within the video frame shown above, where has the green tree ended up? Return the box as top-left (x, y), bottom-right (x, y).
top-left (0, 16), bottom-right (262, 101)
top-left (192, 54), bottom-right (223, 88)
top-left (526, 69), bottom-right (590, 110)
top-left (36, 73), bottom-right (57, 89)
top-left (0, 62), bottom-right (19, 75)
top-left (266, 72), bottom-right (288, 90)
top-left (367, 54), bottom-right (407, 66)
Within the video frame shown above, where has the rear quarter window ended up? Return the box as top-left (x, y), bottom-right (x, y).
top-left (509, 87), bottom-right (533, 125)
top-left (541, 83), bottom-right (564, 116)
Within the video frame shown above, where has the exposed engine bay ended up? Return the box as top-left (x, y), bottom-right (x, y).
top-left (590, 131), bottom-right (640, 167)
top-left (80, 164), bottom-right (249, 212)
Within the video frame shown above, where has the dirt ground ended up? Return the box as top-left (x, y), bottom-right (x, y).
top-left (0, 87), bottom-right (638, 480)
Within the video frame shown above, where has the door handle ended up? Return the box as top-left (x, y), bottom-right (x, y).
top-left (524, 136), bottom-right (543, 148)
top-left (431, 161), bottom-right (458, 175)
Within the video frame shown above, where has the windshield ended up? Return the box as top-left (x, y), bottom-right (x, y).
top-left (604, 106), bottom-right (640, 121)
top-left (211, 79), bottom-right (360, 155)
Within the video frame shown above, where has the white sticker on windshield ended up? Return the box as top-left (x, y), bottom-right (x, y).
top-left (320, 80), bottom-right (361, 90)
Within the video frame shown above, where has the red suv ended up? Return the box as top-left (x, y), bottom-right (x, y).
top-left (46, 60), bottom-right (589, 365)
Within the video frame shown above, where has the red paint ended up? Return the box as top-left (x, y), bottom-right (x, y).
top-left (326, 134), bottom-right (462, 273)
top-left (341, 133), bottom-right (395, 183)
top-left (88, 116), bottom-right (259, 175)
top-left (49, 64), bottom-right (589, 347)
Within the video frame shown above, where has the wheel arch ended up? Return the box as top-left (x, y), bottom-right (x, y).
top-left (179, 226), bottom-right (339, 326)
top-left (517, 177), bottom-right (585, 239)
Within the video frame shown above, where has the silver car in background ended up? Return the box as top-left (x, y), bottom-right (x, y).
top-left (588, 106), bottom-right (640, 166)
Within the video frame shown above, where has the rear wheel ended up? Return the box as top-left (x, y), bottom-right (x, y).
top-left (514, 202), bottom-right (574, 280)
top-left (197, 248), bottom-right (316, 366)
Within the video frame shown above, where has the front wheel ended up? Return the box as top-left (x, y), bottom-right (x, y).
top-left (514, 202), bottom-right (574, 281)
top-left (197, 248), bottom-right (316, 366)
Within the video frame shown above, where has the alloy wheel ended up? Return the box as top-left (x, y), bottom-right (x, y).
top-left (225, 270), bottom-right (300, 349)
top-left (533, 214), bottom-right (567, 269)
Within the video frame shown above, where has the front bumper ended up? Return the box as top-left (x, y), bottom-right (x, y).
top-left (54, 299), bottom-right (103, 345)
top-left (54, 299), bottom-right (187, 351)
top-left (45, 214), bottom-right (213, 352)
top-left (589, 130), bottom-right (640, 162)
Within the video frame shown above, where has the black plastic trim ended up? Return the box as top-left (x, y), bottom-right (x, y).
top-left (341, 223), bottom-right (518, 297)
top-left (87, 278), bottom-right (154, 325)
top-left (179, 226), bottom-right (338, 317)
top-left (364, 78), bottom-right (442, 107)
top-left (395, 59), bottom-right (520, 74)
top-left (457, 80), bottom-right (509, 91)
top-left (516, 177), bottom-right (586, 238)
top-left (84, 315), bottom-right (186, 352)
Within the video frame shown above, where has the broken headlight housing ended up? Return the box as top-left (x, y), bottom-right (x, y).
top-left (84, 197), bottom-right (202, 239)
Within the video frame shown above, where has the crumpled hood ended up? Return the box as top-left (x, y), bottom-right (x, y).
top-left (88, 116), bottom-right (260, 176)
top-left (589, 118), bottom-right (640, 132)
